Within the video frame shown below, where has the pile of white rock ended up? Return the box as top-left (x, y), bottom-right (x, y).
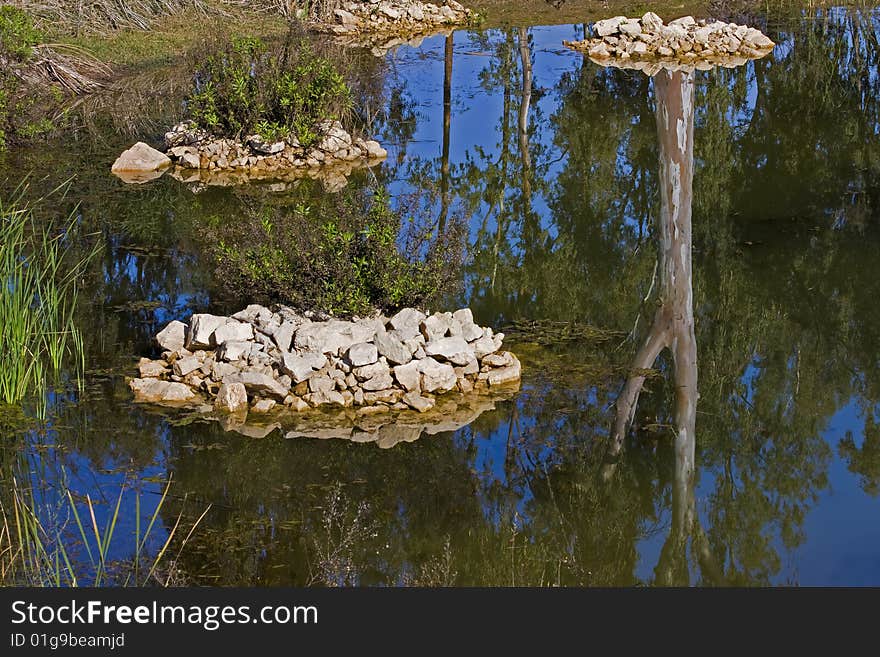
top-left (163, 119), bottom-right (387, 174)
top-left (564, 13), bottom-right (775, 70)
top-left (315, 0), bottom-right (473, 38)
top-left (130, 305), bottom-right (521, 416)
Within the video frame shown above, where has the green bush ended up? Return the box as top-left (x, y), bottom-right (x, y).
top-left (0, 5), bottom-right (42, 61)
top-left (0, 6), bottom-right (59, 150)
top-left (207, 187), bottom-right (465, 317)
top-left (187, 36), bottom-right (352, 147)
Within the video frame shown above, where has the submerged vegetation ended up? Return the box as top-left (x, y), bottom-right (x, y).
top-left (0, 187), bottom-right (98, 413)
top-left (210, 187), bottom-right (465, 316)
top-left (0, 467), bottom-right (207, 586)
top-left (187, 35), bottom-right (352, 145)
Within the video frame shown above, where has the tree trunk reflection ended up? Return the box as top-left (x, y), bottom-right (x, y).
top-left (603, 69), bottom-right (713, 584)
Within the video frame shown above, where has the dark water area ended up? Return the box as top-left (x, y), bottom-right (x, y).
top-left (2, 6), bottom-right (880, 586)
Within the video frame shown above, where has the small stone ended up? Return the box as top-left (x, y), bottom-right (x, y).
top-left (251, 399), bottom-right (276, 413)
top-left (424, 336), bottom-right (474, 366)
top-left (138, 358), bottom-right (166, 378)
top-left (421, 313), bottom-right (455, 342)
top-left (305, 390), bottom-right (346, 407)
top-left (362, 373), bottom-right (395, 391)
top-left (375, 330), bottom-right (412, 365)
top-left (187, 314), bottom-right (229, 349)
top-left (619, 20), bottom-right (642, 36)
top-left (641, 11), bottom-right (663, 31)
top-left (156, 320), bottom-right (186, 352)
top-left (419, 357), bottom-right (457, 394)
top-left (347, 342), bottom-right (378, 367)
top-left (593, 15), bottom-right (626, 37)
top-left (482, 352), bottom-right (514, 368)
top-left (286, 395), bottom-right (310, 412)
top-left (219, 341), bottom-right (252, 362)
top-left (488, 355), bottom-right (522, 387)
top-left (388, 308), bottom-right (425, 339)
top-left (173, 356), bottom-right (202, 377)
top-left (353, 361), bottom-right (390, 382)
top-left (393, 360), bottom-right (422, 393)
top-left (273, 322), bottom-right (297, 352)
top-left (363, 140), bottom-right (387, 159)
top-left (402, 392), bottom-right (435, 413)
top-left (309, 375), bottom-right (336, 394)
top-left (281, 352), bottom-right (327, 383)
top-left (213, 321), bottom-right (254, 345)
top-left (215, 382), bottom-right (248, 413)
top-left (223, 372), bottom-right (288, 400)
top-left (130, 378), bottom-right (197, 403)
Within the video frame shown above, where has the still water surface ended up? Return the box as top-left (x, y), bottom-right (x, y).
top-left (2, 7), bottom-right (879, 585)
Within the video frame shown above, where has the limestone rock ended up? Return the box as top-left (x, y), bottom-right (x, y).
top-left (187, 314), bottom-right (229, 349)
top-left (419, 357), bottom-right (457, 394)
top-left (594, 15), bottom-right (627, 37)
top-left (403, 392), bottom-right (435, 413)
top-left (375, 330), bottom-right (411, 365)
top-left (224, 372), bottom-right (288, 400)
top-left (488, 354), bottom-right (522, 387)
top-left (251, 399), bottom-right (277, 413)
top-left (294, 319), bottom-right (377, 355)
top-left (130, 378), bottom-right (197, 403)
top-left (393, 360), bottom-right (422, 393)
top-left (215, 382), bottom-right (248, 413)
top-left (347, 342), bottom-right (378, 367)
top-left (156, 320), bottom-right (187, 352)
top-left (213, 321), bottom-right (254, 345)
top-left (138, 358), bottom-right (166, 378)
top-left (424, 336), bottom-right (474, 366)
top-left (389, 308), bottom-right (425, 340)
top-left (112, 142), bottom-right (171, 174)
top-left (281, 352), bottom-right (327, 383)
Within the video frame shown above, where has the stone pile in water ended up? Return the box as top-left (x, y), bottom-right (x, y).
top-left (130, 305), bottom-right (521, 416)
top-left (314, 0), bottom-right (473, 38)
top-left (564, 13), bottom-right (775, 70)
top-left (164, 119), bottom-right (386, 175)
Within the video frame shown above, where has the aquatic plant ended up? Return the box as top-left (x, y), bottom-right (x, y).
top-left (0, 467), bottom-right (209, 586)
top-left (209, 186), bottom-right (465, 317)
top-left (187, 34), bottom-right (352, 146)
top-left (0, 186), bottom-right (98, 414)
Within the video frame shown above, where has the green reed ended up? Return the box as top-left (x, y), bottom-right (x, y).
top-left (0, 467), bottom-right (209, 587)
top-left (0, 186), bottom-right (96, 414)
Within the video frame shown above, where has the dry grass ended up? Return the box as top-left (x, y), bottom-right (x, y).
top-left (11, 0), bottom-right (212, 35)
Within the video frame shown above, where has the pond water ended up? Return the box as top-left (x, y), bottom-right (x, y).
top-left (2, 6), bottom-right (880, 586)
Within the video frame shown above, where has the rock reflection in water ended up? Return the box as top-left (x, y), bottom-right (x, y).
top-left (177, 389), bottom-right (512, 448)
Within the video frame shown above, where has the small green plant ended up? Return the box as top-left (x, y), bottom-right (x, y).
top-left (187, 35), bottom-right (352, 146)
top-left (0, 5), bottom-right (43, 61)
top-left (209, 187), bottom-right (464, 317)
top-left (0, 184), bottom-right (99, 415)
top-left (1, 469), bottom-right (209, 587)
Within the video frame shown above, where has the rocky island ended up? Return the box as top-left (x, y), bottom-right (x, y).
top-left (130, 305), bottom-right (522, 421)
top-left (564, 13), bottom-right (775, 72)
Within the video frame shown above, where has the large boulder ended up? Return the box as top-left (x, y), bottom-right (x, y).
top-left (111, 142), bottom-right (171, 182)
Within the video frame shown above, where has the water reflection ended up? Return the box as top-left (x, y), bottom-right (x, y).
top-left (3, 9), bottom-right (880, 586)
